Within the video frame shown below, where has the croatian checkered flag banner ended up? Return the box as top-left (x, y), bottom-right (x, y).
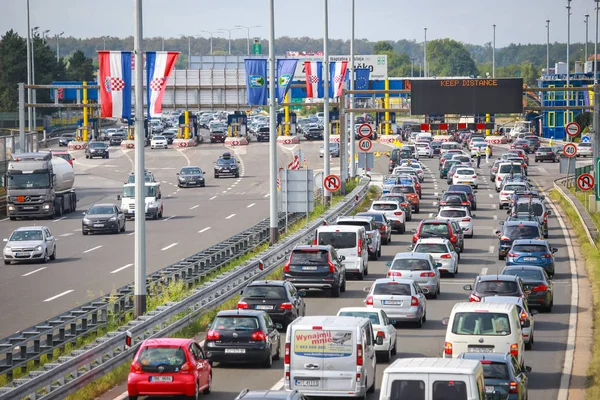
top-left (304, 61), bottom-right (323, 98)
top-left (146, 52), bottom-right (179, 118)
top-left (98, 51), bottom-right (132, 118)
top-left (329, 61), bottom-right (348, 98)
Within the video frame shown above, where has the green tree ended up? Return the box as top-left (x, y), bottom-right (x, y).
top-left (0, 30), bottom-right (28, 112)
top-left (427, 39), bottom-right (478, 77)
top-left (373, 41), bottom-right (394, 54)
top-left (67, 50), bottom-right (95, 81)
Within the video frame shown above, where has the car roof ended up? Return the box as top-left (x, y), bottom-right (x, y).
top-left (216, 309), bottom-right (266, 317)
top-left (337, 306), bottom-right (383, 314)
top-left (477, 274), bottom-right (520, 282)
top-left (503, 220), bottom-right (539, 227)
top-left (393, 252), bottom-right (430, 260)
top-left (481, 296), bottom-right (524, 306)
top-left (337, 216), bottom-right (373, 222)
top-left (511, 239), bottom-right (548, 246)
top-left (90, 203), bottom-right (116, 208)
top-left (451, 301), bottom-right (516, 313)
top-left (247, 280), bottom-right (287, 287)
top-left (421, 219), bottom-right (450, 224)
top-left (373, 278), bottom-right (415, 285)
top-left (386, 358), bottom-right (482, 374)
top-left (141, 338), bottom-right (193, 347)
top-left (459, 352), bottom-right (511, 363)
top-left (415, 237), bottom-right (450, 244)
top-left (438, 206), bottom-right (469, 212)
top-left (14, 226), bottom-right (47, 231)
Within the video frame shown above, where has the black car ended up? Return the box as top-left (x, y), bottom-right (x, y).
top-left (235, 390), bottom-right (308, 400)
top-left (162, 131), bottom-right (176, 144)
top-left (210, 132), bottom-right (227, 143)
top-left (495, 221), bottom-right (543, 260)
top-left (283, 245), bottom-right (346, 297)
top-left (447, 184), bottom-right (477, 210)
top-left (430, 141), bottom-right (442, 156)
top-left (204, 309), bottom-right (281, 367)
top-left (109, 133), bottom-right (126, 146)
top-left (177, 166), bottom-right (206, 187)
top-left (502, 265), bottom-right (554, 312)
top-left (237, 280), bottom-right (306, 327)
top-left (256, 127), bottom-right (270, 142)
top-left (214, 152), bottom-right (240, 178)
top-left (534, 146), bottom-right (559, 162)
top-left (304, 128), bottom-right (323, 141)
top-left (85, 141), bottom-right (109, 159)
top-left (82, 203), bottom-right (126, 235)
top-left (58, 133), bottom-right (76, 146)
top-left (438, 191), bottom-right (472, 213)
top-left (463, 274), bottom-right (526, 302)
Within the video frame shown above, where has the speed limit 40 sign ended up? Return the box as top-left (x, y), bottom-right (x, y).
top-left (358, 138), bottom-right (372, 152)
top-left (563, 143), bottom-right (577, 158)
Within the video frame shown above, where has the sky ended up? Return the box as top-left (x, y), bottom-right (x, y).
top-left (0, 0), bottom-right (592, 48)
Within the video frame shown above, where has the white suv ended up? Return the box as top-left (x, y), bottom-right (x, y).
top-left (415, 141), bottom-right (434, 158)
top-left (495, 162), bottom-right (524, 192)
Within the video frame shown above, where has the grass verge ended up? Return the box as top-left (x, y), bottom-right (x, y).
top-left (548, 190), bottom-right (600, 397)
top-left (62, 180), bottom-right (374, 400)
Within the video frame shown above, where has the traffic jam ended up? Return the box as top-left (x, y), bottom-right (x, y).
top-left (122, 127), bottom-right (567, 400)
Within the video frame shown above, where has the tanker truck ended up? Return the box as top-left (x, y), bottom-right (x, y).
top-left (6, 152), bottom-right (77, 220)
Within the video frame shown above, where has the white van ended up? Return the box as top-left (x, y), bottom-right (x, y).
top-left (494, 162), bottom-right (524, 192)
top-left (442, 302), bottom-right (525, 368)
top-left (379, 357), bottom-right (485, 400)
top-left (315, 225), bottom-right (369, 280)
top-left (284, 316), bottom-right (377, 397)
top-left (118, 182), bottom-right (164, 220)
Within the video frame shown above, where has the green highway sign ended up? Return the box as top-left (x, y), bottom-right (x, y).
top-left (253, 43), bottom-right (262, 55)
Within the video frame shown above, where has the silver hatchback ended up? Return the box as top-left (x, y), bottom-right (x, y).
top-left (386, 252), bottom-right (441, 299)
top-left (364, 278), bottom-right (427, 328)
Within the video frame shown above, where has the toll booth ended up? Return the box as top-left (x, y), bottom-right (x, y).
top-left (227, 112), bottom-right (248, 137)
top-left (276, 112), bottom-right (297, 135)
top-left (77, 118), bottom-right (100, 140)
top-left (376, 112), bottom-right (396, 135)
top-left (329, 110), bottom-right (340, 135)
top-left (178, 113), bottom-right (198, 138)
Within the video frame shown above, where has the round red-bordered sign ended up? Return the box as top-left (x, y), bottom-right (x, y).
top-left (358, 138), bottom-right (372, 152)
top-left (577, 173), bottom-right (595, 191)
top-left (563, 143), bottom-right (577, 158)
top-left (566, 122), bottom-right (581, 137)
top-left (323, 174), bottom-right (341, 192)
top-left (358, 124), bottom-right (373, 138)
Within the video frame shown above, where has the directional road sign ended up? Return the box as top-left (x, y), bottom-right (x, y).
top-left (563, 143), bottom-right (578, 158)
top-left (581, 135), bottom-right (591, 143)
top-left (577, 173), bottom-right (595, 191)
top-left (358, 124), bottom-right (373, 138)
top-left (566, 122), bottom-right (581, 137)
top-left (324, 174), bottom-right (341, 192)
top-left (358, 138), bottom-right (372, 152)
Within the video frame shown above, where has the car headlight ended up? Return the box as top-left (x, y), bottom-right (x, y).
top-left (35, 245), bottom-right (43, 252)
top-left (43, 204), bottom-right (50, 210)
top-left (4, 246), bottom-right (11, 251)
top-left (83, 218), bottom-right (91, 224)
top-left (109, 216), bottom-right (117, 222)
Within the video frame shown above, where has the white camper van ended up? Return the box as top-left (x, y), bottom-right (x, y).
top-left (315, 225), bottom-right (369, 279)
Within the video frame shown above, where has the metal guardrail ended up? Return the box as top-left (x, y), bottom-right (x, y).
top-left (0, 179), bottom-right (370, 400)
top-left (0, 211), bottom-right (302, 382)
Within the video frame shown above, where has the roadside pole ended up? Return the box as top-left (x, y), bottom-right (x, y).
top-left (268, 0), bottom-right (279, 244)
top-left (349, 0), bottom-right (356, 178)
top-left (323, 0), bottom-right (331, 207)
top-left (18, 83), bottom-right (25, 152)
top-left (594, 84), bottom-right (600, 209)
top-left (340, 98), bottom-right (347, 194)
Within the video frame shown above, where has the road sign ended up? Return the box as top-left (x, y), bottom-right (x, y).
top-left (358, 138), bottom-right (372, 152)
top-left (577, 173), bottom-right (595, 191)
top-left (324, 174), bottom-right (341, 192)
top-left (358, 124), bottom-right (372, 138)
top-left (563, 143), bottom-right (578, 158)
top-left (253, 39), bottom-right (262, 55)
top-left (581, 135), bottom-right (591, 143)
top-left (566, 122), bottom-right (581, 137)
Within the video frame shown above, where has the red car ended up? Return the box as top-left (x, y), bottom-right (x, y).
top-left (128, 338), bottom-right (212, 400)
top-left (51, 151), bottom-right (75, 167)
top-left (507, 149), bottom-right (529, 164)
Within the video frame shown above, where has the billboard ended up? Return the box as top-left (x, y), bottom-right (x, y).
top-left (291, 55), bottom-right (388, 80)
top-left (293, 330), bottom-right (353, 358)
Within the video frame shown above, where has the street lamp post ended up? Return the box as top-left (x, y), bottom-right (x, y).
top-left (566, 0), bottom-right (572, 125)
top-left (595, 2), bottom-right (599, 84)
top-left (323, 0), bottom-right (331, 205)
top-left (56, 31), bottom-right (64, 61)
top-left (586, 14), bottom-right (590, 63)
top-left (235, 25), bottom-right (261, 55)
top-left (349, 0), bottom-right (356, 178)
top-left (411, 58), bottom-right (414, 77)
top-left (268, 0), bottom-right (278, 244)
top-left (423, 28), bottom-right (428, 78)
top-left (199, 31), bottom-right (217, 56)
top-left (217, 28), bottom-right (242, 55)
top-left (31, 26), bottom-right (39, 133)
top-left (546, 20), bottom-right (550, 75)
top-left (25, 0), bottom-right (32, 133)
top-left (492, 24), bottom-right (496, 78)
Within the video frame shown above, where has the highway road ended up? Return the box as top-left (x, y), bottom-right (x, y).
top-left (113, 141), bottom-right (572, 400)
top-left (0, 131), bottom-right (335, 337)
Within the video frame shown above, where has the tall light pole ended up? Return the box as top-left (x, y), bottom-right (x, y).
top-left (566, 0), bottom-right (572, 125)
top-left (25, 0), bottom-right (32, 132)
top-left (411, 58), bottom-right (415, 77)
top-left (586, 14), bottom-right (590, 63)
top-left (179, 35), bottom-right (191, 69)
top-left (268, 0), bottom-right (278, 244)
top-left (593, 0), bottom-right (600, 209)
top-left (595, 2), bottom-right (599, 84)
top-left (235, 25), bottom-right (261, 55)
top-left (217, 28), bottom-right (242, 55)
top-left (133, 0), bottom-right (147, 318)
top-left (492, 24), bottom-right (496, 78)
top-left (323, 0), bottom-right (331, 204)
top-left (42, 29), bottom-right (50, 42)
top-left (102, 36), bottom-right (108, 50)
top-left (31, 26), bottom-right (39, 133)
top-left (546, 19), bottom-right (550, 75)
top-left (199, 30), bottom-right (217, 56)
top-left (423, 28), bottom-right (428, 78)
top-left (349, 0), bottom-right (356, 178)
top-left (56, 31), bottom-right (64, 61)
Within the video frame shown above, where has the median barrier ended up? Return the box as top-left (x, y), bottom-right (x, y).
top-left (173, 138), bottom-right (197, 148)
top-left (379, 134), bottom-right (401, 144)
top-left (275, 135), bottom-right (300, 145)
top-left (225, 136), bottom-right (249, 146)
top-left (67, 141), bottom-right (88, 151)
top-left (485, 136), bottom-right (508, 145)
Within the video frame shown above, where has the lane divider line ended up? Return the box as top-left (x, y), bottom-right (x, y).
top-left (163, 215), bottom-right (176, 222)
top-left (22, 267), bottom-right (46, 277)
top-left (59, 233), bottom-right (74, 237)
top-left (225, 213), bottom-right (236, 220)
top-left (53, 217), bottom-right (66, 223)
top-left (190, 205), bottom-right (200, 210)
top-left (0, 217), bottom-right (9, 222)
top-left (161, 243), bottom-right (178, 251)
top-left (127, 231), bottom-right (135, 236)
top-left (247, 203), bottom-right (255, 208)
top-left (111, 264), bottom-right (133, 274)
top-left (209, 196), bottom-right (217, 200)
top-left (198, 227), bottom-right (211, 233)
top-left (43, 289), bottom-right (74, 302)
top-left (83, 245), bottom-right (103, 254)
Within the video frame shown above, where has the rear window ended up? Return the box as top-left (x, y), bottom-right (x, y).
top-left (421, 223), bottom-right (449, 236)
top-left (138, 346), bottom-right (187, 367)
top-left (373, 283), bottom-right (411, 295)
top-left (391, 186), bottom-right (415, 194)
top-left (390, 258), bottom-right (431, 271)
top-left (538, 147), bottom-right (552, 152)
top-left (337, 220), bottom-right (370, 230)
top-left (499, 164), bottom-right (522, 174)
top-left (503, 268), bottom-right (544, 280)
top-left (504, 225), bottom-right (540, 238)
top-left (293, 330), bottom-right (353, 357)
top-left (414, 243), bottom-right (448, 253)
top-left (212, 316), bottom-right (259, 330)
top-left (481, 362), bottom-right (510, 380)
top-left (475, 280), bottom-right (519, 295)
top-left (439, 209), bottom-right (467, 218)
top-left (291, 249), bottom-right (329, 264)
top-left (243, 285), bottom-right (286, 299)
top-left (455, 169), bottom-right (474, 175)
top-left (451, 312), bottom-right (512, 336)
top-left (357, 213), bottom-right (385, 223)
top-left (390, 380), bottom-right (425, 400)
top-left (516, 203), bottom-right (543, 216)
top-left (373, 203), bottom-right (399, 211)
top-left (443, 195), bottom-right (465, 203)
top-left (317, 232), bottom-right (357, 249)
top-left (512, 244), bottom-right (548, 253)
top-left (432, 381), bottom-right (468, 400)
top-left (381, 195), bottom-right (407, 203)
top-left (338, 311), bottom-right (380, 325)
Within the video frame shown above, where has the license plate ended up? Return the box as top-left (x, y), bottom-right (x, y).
top-left (150, 376), bottom-right (173, 382)
top-left (225, 348), bottom-right (246, 354)
top-left (23, 206), bottom-right (36, 210)
top-left (222, 169), bottom-right (229, 172)
top-left (383, 300), bottom-right (403, 305)
top-left (524, 257), bottom-right (537, 261)
top-left (302, 266), bottom-right (318, 271)
top-left (485, 386), bottom-right (495, 394)
top-left (295, 379), bottom-right (319, 387)
top-left (255, 305), bottom-right (274, 310)
top-left (93, 224), bottom-right (104, 228)
top-left (469, 347), bottom-right (493, 353)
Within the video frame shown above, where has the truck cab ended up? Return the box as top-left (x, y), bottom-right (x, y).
top-left (118, 182), bottom-right (163, 220)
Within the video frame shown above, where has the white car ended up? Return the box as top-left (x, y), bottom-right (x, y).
top-left (577, 142), bottom-right (593, 157)
top-left (481, 296), bottom-right (538, 349)
top-left (498, 181), bottom-right (529, 209)
top-left (370, 200), bottom-right (406, 233)
top-left (337, 307), bottom-right (398, 362)
top-left (436, 206), bottom-right (474, 238)
top-left (150, 135), bottom-right (168, 149)
top-left (411, 238), bottom-right (459, 277)
top-left (495, 162), bottom-right (524, 192)
top-left (3, 226), bottom-right (57, 265)
top-left (399, 161), bottom-right (425, 182)
top-left (452, 167), bottom-right (478, 188)
top-left (470, 142), bottom-right (488, 157)
top-left (415, 141), bottom-right (434, 158)
top-left (386, 252), bottom-right (441, 298)
top-left (468, 137), bottom-right (485, 150)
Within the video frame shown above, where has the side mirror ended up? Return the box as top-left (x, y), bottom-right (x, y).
top-left (441, 317), bottom-right (450, 326)
top-left (158, 193), bottom-right (162, 199)
top-left (176, 172), bottom-right (179, 175)
top-left (298, 290), bottom-right (306, 297)
top-left (274, 323), bottom-right (283, 330)
top-left (386, 262), bottom-right (391, 267)
top-left (463, 284), bottom-right (473, 291)
top-left (454, 247), bottom-right (461, 253)
top-left (552, 248), bottom-right (558, 253)
top-left (375, 336), bottom-right (384, 346)
top-left (117, 195), bottom-right (122, 201)
top-left (340, 255), bottom-right (346, 261)
top-left (2, 238), bottom-right (7, 242)
top-left (408, 245), bottom-right (414, 251)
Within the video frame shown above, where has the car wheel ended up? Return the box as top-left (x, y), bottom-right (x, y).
top-left (391, 341), bottom-right (397, 355)
top-left (43, 250), bottom-right (50, 264)
top-left (498, 253), bottom-right (504, 261)
top-left (331, 283), bottom-right (340, 297)
top-left (4, 260), bottom-right (10, 265)
top-left (378, 246), bottom-right (382, 257)
top-left (340, 278), bottom-right (346, 292)
top-left (415, 314), bottom-right (424, 328)
top-left (399, 224), bottom-right (406, 234)
top-left (379, 349), bottom-right (391, 363)
top-left (50, 246), bottom-right (56, 260)
top-left (382, 236), bottom-right (388, 245)
top-left (499, 204), bottom-right (503, 210)
top-left (525, 335), bottom-right (533, 350)
top-left (129, 396), bottom-right (138, 400)
top-left (274, 344), bottom-right (281, 360)
top-left (203, 374), bottom-right (212, 395)
top-left (82, 230), bottom-right (88, 235)
top-left (357, 270), bottom-right (364, 281)
top-left (415, 206), bottom-right (420, 213)
top-left (158, 209), bottom-right (163, 219)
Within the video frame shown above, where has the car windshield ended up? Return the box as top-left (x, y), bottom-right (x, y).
top-left (372, 203), bottom-right (398, 211)
top-left (391, 186), bottom-right (415, 194)
top-left (9, 230), bottom-right (43, 241)
top-left (580, 143), bottom-right (592, 148)
top-left (180, 167), bottom-right (203, 175)
top-left (455, 169), bottom-right (474, 175)
top-left (217, 158), bottom-right (235, 165)
top-left (504, 225), bottom-right (540, 238)
top-left (87, 205), bottom-right (115, 215)
top-left (138, 346), bottom-right (187, 367)
top-left (122, 185), bottom-right (157, 198)
top-left (476, 280), bottom-right (519, 295)
top-left (512, 244), bottom-right (548, 253)
top-left (357, 213), bottom-right (385, 223)
top-left (212, 316), bottom-right (259, 330)
top-left (373, 283), bottom-right (411, 296)
top-left (504, 184), bottom-right (526, 191)
top-left (390, 258), bottom-right (431, 271)
top-left (439, 209), bottom-right (467, 218)
top-left (317, 232), bottom-right (357, 249)
top-left (338, 311), bottom-right (380, 325)
top-left (153, 136), bottom-right (166, 140)
top-left (503, 268), bottom-right (544, 280)
top-left (90, 142), bottom-right (106, 148)
top-left (538, 147), bottom-right (552, 152)
top-left (499, 164), bottom-right (523, 174)
top-left (421, 223), bottom-right (449, 236)
top-left (291, 249), bottom-right (329, 264)
top-left (243, 286), bottom-right (286, 299)
top-left (516, 203), bottom-right (543, 216)
top-left (7, 172), bottom-right (50, 189)
top-left (451, 312), bottom-right (511, 336)
top-left (481, 362), bottom-right (510, 380)
top-left (442, 194), bottom-right (466, 203)
top-left (414, 243), bottom-right (448, 253)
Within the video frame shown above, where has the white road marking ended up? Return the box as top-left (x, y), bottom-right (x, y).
top-left (0, 218), bottom-right (9, 222)
top-left (128, 231), bottom-right (135, 236)
top-left (489, 193), bottom-right (494, 198)
top-left (428, 213), bottom-right (433, 218)
top-left (488, 246), bottom-right (495, 254)
top-left (59, 233), bottom-right (74, 237)
top-left (247, 203), bottom-right (255, 208)
top-left (22, 267), bottom-right (46, 277)
top-left (53, 217), bottom-right (66, 222)
top-left (432, 202), bottom-right (438, 206)
top-left (222, 191), bottom-right (227, 194)
top-left (225, 213), bottom-right (236, 219)
top-left (111, 264), bottom-right (133, 274)
top-left (434, 192), bottom-right (438, 196)
top-left (190, 205), bottom-right (200, 210)
top-left (264, 193), bottom-right (270, 197)
top-left (493, 215), bottom-right (498, 220)
top-left (83, 245), bottom-right (103, 253)
top-left (73, 228), bottom-right (82, 232)
top-left (481, 268), bottom-right (488, 275)
top-left (198, 227), bottom-right (211, 233)
top-left (163, 215), bottom-right (176, 221)
top-left (209, 196), bottom-right (217, 200)
top-left (43, 289), bottom-right (74, 302)
top-left (270, 377), bottom-right (285, 391)
top-left (161, 243), bottom-right (178, 251)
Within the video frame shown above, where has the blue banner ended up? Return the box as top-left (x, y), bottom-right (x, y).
top-left (276, 59), bottom-right (298, 104)
top-left (244, 59), bottom-right (268, 105)
top-left (354, 68), bottom-right (370, 98)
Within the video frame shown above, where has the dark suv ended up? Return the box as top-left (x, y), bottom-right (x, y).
top-left (237, 280), bottom-right (306, 327)
top-left (438, 191), bottom-right (472, 213)
top-left (256, 127), bottom-right (270, 142)
top-left (214, 152), bottom-right (240, 178)
top-left (412, 219), bottom-right (464, 252)
top-left (510, 198), bottom-right (550, 238)
top-left (463, 274), bottom-right (526, 302)
top-left (283, 245), bottom-right (346, 297)
top-left (496, 221), bottom-right (543, 260)
top-left (447, 184), bottom-right (477, 211)
top-left (85, 141), bottom-right (109, 159)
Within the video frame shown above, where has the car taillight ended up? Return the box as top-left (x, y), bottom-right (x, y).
top-left (508, 253), bottom-right (517, 257)
top-left (469, 294), bottom-right (481, 302)
top-left (543, 212), bottom-right (548, 222)
top-left (440, 253), bottom-right (452, 259)
top-left (357, 238), bottom-right (362, 256)
top-left (376, 331), bottom-right (386, 339)
top-left (472, 175), bottom-right (477, 178)
top-left (394, 211), bottom-right (403, 216)
top-left (420, 272), bottom-right (435, 277)
top-left (357, 344), bottom-right (363, 366)
top-left (388, 270), bottom-right (402, 277)
top-left (461, 218), bottom-right (471, 222)
top-left (500, 236), bottom-right (510, 241)
top-left (313, 238), bottom-right (317, 245)
top-left (533, 284), bottom-right (548, 292)
top-left (280, 303), bottom-right (293, 309)
top-left (411, 296), bottom-right (419, 306)
top-left (520, 311), bottom-right (528, 321)
top-left (461, 201), bottom-right (469, 205)
top-left (501, 192), bottom-right (508, 196)
top-left (412, 234), bottom-right (419, 243)
top-left (401, 202), bottom-right (409, 207)
top-left (510, 343), bottom-right (519, 357)
top-left (389, 160), bottom-right (393, 164)
top-left (509, 381), bottom-right (519, 394)
top-left (130, 360), bottom-right (142, 373)
top-left (543, 253), bottom-right (553, 258)
top-left (237, 302), bottom-right (249, 309)
top-left (366, 295), bottom-right (374, 305)
top-left (444, 342), bottom-right (453, 355)
top-left (180, 361), bottom-right (194, 374)
top-left (251, 330), bottom-right (268, 341)
top-left (284, 343), bottom-right (291, 364)
top-left (497, 176), bottom-right (502, 181)
top-left (206, 330), bottom-right (221, 340)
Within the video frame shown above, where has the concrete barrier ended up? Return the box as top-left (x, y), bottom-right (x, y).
top-left (485, 136), bottom-right (508, 145)
top-left (67, 141), bottom-right (88, 151)
top-left (173, 138), bottom-right (197, 148)
top-left (225, 136), bottom-right (249, 146)
top-left (275, 135), bottom-right (300, 145)
top-left (379, 134), bottom-right (402, 144)
top-left (120, 140), bottom-right (135, 149)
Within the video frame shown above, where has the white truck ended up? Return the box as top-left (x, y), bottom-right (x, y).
top-left (6, 152), bottom-right (76, 220)
top-left (117, 181), bottom-right (164, 220)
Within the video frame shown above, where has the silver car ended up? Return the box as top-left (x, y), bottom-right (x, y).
top-left (364, 278), bottom-right (427, 327)
top-left (386, 252), bottom-right (441, 299)
top-left (3, 226), bottom-right (57, 265)
top-left (481, 296), bottom-right (538, 349)
top-left (410, 238), bottom-right (460, 277)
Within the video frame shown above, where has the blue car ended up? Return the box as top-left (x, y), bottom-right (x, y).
top-left (505, 239), bottom-right (557, 276)
top-left (458, 352), bottom-right (531, 400)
